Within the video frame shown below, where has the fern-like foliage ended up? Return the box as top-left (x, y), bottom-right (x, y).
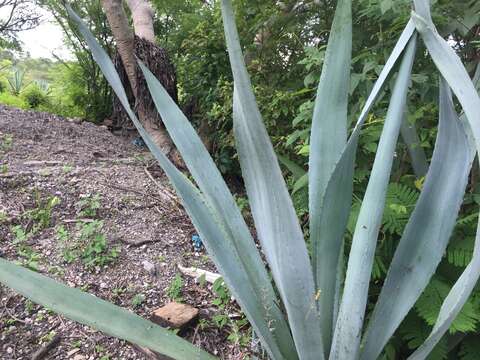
top-left (456, 213), bottom-right (478, 228)
top-left (349, 183), bottom-right (419, 236)
top-left (447, 236), bottom-right (475, 267)
top-left (415, 277), bottom-right (480, 334)
top-left (459, 335), bottom-right (480, 360)
top-left (382, 183), bottom-right (419, 235)
top-left (399, 313), bottom-right (448, 360)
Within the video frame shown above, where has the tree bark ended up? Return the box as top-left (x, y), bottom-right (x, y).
top-left (102, 0), bottom-right (179, 159)
top-left (125, 0), bottom-right (155, 42)
top-left (101, 0), bottom-right (137, 96)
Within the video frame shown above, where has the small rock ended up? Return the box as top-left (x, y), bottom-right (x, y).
top-left (73, 354), bottom-right (86, 360)
top-left (151, 302), bottom-right (199, 329)
top-left (142, 260), bottom-right (156, 276)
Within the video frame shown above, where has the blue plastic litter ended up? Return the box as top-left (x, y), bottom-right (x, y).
top-left (132, 136), bottom-right (146, 147)
top-left (192, 234), bottom-right (203, 251)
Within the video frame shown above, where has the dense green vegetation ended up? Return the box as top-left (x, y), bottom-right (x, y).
top-left (0, 54), bottom-right (95, 119)
top-left (1, 0), bottom-right (479, 358)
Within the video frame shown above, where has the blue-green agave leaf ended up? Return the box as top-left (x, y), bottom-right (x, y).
top-left (330, 36), bottom-right (417, 360)
top-left (138, 62), bottom-right (297, 360)
top-left (0, 259), bottom-right (215, 360)
top-left (311, 20), bottom-right (416, 356)
top-left (360, 79), bottom-right (475, 360)
top-left (405, 1), bottom-right (480, 356)
top-left (66, 5), bottom-right (296, 360)
top-left (308, 0), bottom-right (351, 351)
top-left (400, 113), bottom-right (428, 178)
top-left (407, 226), bottom-right (480, 359)
top-left (221, 0), bottom-right (323, 358)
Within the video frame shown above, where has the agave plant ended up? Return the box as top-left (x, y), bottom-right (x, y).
top-left (1, 0), bottom-right (480, 359)
top-left (8, 67), bottom-right (26, 96)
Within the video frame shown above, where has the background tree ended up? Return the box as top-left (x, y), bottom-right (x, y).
top-left (102, 0), bottom-right (180, 163)
top-left (36, 0), bottom-right (114, 121)
top-left (0, 0), bottom-right (41, 50)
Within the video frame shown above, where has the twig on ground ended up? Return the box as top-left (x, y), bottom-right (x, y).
top-left (31, 334), bottom-right (61, 360)
top-left (118, 237), bottom-right (168, 248)
top-left (143, 166), bottom-right (182, 208)
top-left (62, 218), bottom-right (95, 223)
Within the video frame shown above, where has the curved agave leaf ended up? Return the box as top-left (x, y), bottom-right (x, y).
top-left (138, 62), bottom-right (297, 360)
top-left (360, 79), bottom-right (475, 360)
top-left (330, 36), bottom-right (417, 360)
top-left (400, 113), bottom-right (428, 178)
top-left (407, 227), bottom-right (480, 359)
top-left (310, 20), bottom-right (416, 356)
top-left (0, 259), bottom-right (215, 360)
top-left (221, 1), bottom-right (323, 358)
top-left (66, 5), bottom-right (298, 360)
top-left (308, 0), bottom-right (351, 351)
top-left (404, 1), bottom-right (480, 356)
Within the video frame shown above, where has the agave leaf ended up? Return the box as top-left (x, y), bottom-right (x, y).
top-left (360, 79), bottom-right (475, 360)
top-left (405, 1), bottom-right (480, 356)
top-left (66, 6), bottom-right (296, 359)
top-left (311, 20), bottom-right (416, 357)
top-left (221, 1), bottom-right (324, 358)
top-left (407, 227), bottom-right (480, 360)
top-left (400, 113), bottom-right (428, 178)
top-left (0, 259), bottom-right (215, 360)
top-left (411, 6), bottom-right (480, 152)
top-left (308, 0), bottom-right (351, 351)
top-left (330, 36), bottom-right (417, 360)
top-left (138, 62), bottom-right (297, 359)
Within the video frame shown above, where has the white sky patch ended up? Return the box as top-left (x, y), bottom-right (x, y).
top-left (0, 4), bottom-right (73, 60)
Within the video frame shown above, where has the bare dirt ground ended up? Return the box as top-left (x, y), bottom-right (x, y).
top-left (0, 106), bottom-right (252, 359)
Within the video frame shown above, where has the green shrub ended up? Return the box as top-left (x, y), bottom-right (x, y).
top-left (0, 78), bottom-right (8, 93)
top-left (0, 91), bottom-right (27, 109)
top-left (22, 84), bottom-right (49, 109)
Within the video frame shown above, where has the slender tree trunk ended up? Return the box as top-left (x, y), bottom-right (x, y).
top-left (101, 0), bottom-right (178, 158)
top-left (125, 0), bottom-right (155, 42)
top-left (101, 0), bottom-right (137, 96)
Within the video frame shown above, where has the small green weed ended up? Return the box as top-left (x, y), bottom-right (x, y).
top-left (0, 163), bottom-right (8, 174)
top-left (0, 134), bottom-right (13, 152)
top-left (112, 287), bottom-right (126, 298)
top-left (213, 313), bottom-right (229, 329)
top-left (39, 331), bottom-right (57, 343)
top-left (56, 225), bottom-right (69, 242)
top-left (227, 318), bottom-right (250, 347)
top-left (62, 164), bottom-right (73, 173)
top-left (16, 244), bottom-right (42, 271)
top-left (24, 299), bottom-right (35, 313)
top-left (166, 273), bottom-right (184, 302)
top-left (131, 293), bottom-right (145, 308)
top-left (56, 225), bottom-right (78, 263)
top-left (79, 221), bottom-right (119, 267)
top-left (23, 193), bottom-right (60, 232)
top-left (57, 221), bottom-right (118, 268)
top-left (77, 194), bottom-right (101, 218)
top-left (11, 225), bottom-right (29, 243)
top-left (212, 278), bottom-right (230, 309)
